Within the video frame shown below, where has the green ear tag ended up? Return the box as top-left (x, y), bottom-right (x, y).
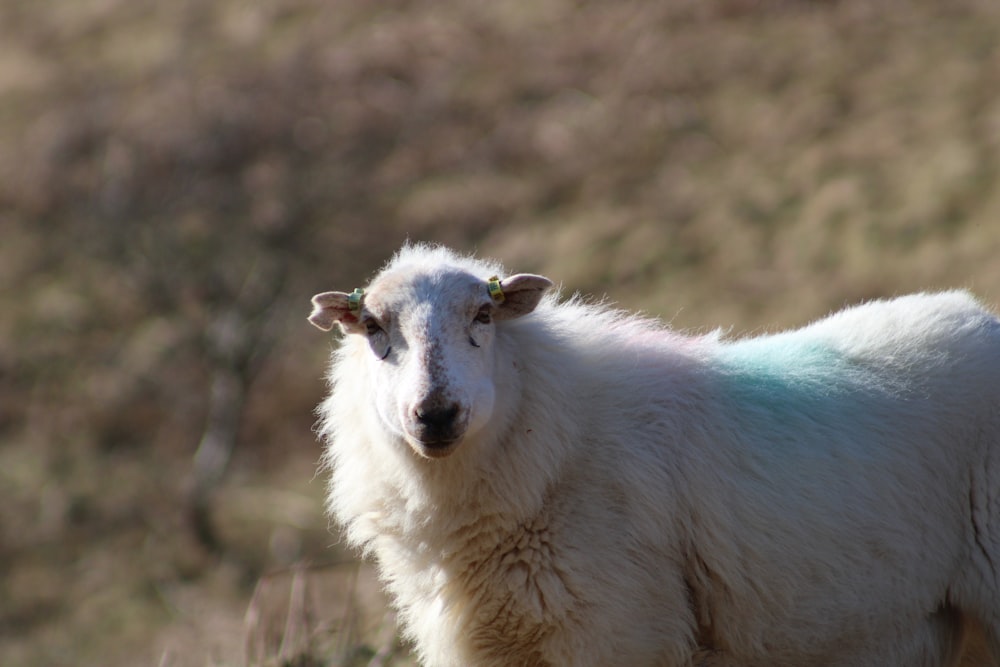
top-left (347, 288), bottom-right (365, 313)
top-left (487, 276), bottom-right (505, 304)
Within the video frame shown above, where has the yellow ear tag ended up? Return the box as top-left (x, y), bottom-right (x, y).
top-left (487, 276), bottom-right (505, 304)
top-left (347, 288), bottom-right (365, 314)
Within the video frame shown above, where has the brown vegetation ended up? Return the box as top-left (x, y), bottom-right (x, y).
top-left (2, 0), bottom-right (999, 664)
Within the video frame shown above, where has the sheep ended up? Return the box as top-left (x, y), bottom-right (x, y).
top-left (308, 243), bottom-right (1000, 667)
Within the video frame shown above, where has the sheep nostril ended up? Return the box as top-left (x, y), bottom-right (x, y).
top-left (415, 403), bottom-right (460, 430)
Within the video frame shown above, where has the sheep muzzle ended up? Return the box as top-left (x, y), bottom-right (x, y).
top-left (404, 393), bottom-right (469, 457)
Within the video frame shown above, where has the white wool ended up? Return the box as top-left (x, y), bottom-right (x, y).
top-left (314, 244), bottom-right (1000, 667)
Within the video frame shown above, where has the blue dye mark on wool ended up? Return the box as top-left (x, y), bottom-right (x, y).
top-left (713, 331), bottom-right (882, 433)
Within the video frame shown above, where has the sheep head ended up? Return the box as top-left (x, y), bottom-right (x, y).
top-left (310, 265), bottom-right (552, 459)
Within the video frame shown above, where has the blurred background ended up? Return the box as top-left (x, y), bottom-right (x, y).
top-left (2, 0), bottom-right (999, 665)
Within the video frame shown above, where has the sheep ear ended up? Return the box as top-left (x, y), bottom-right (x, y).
top-left (309, 291), bottom-right (360, 331)
top-left (492, 274), bottom-right (553, 321)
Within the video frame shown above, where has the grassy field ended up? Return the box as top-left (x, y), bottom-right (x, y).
top-left (2, 0), bottom-right (1000, 664)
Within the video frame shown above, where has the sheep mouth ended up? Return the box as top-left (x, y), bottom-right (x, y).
top-left (413, 438), bottom-right (460, 459)
top-left (406, 435), bottom-right (463, 459)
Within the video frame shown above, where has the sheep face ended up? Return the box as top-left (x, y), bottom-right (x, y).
top-left (310, 266), bottom-right (552, 459)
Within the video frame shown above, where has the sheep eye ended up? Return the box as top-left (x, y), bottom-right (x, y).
top-left (362, 319), bottom-right (391, 360)
top-left (474, 306), bottom-right (492, 325)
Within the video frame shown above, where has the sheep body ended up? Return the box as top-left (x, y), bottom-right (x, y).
top-left (312, 244), bottom-right (1000, 667)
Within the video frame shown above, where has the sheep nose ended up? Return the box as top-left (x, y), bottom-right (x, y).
top-left (415, 403), bottom-right (461, 431)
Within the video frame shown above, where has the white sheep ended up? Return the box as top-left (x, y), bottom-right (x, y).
top-left (309, 243), bottom-right (1000, 667)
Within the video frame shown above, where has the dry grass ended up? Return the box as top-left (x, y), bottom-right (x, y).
top-left (2, 0), bottom-right (1000, 665)
top-left (241, 563), bottom-right (412, 667)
